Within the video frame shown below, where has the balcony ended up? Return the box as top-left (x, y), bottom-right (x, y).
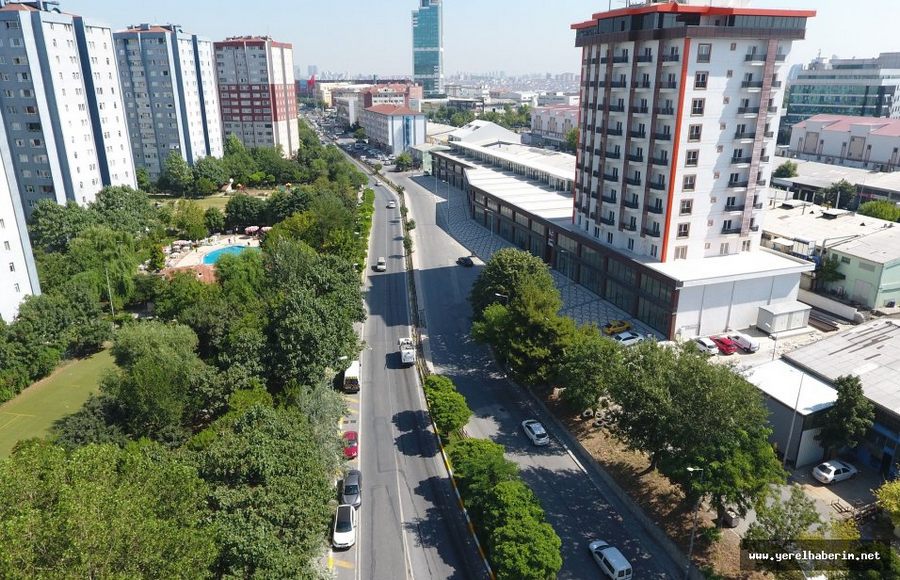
top-left (737, 106), bottom-right (760, 114)
top-left (727, 181), bottom-right (750, 189)
top-left (646, 204), bottom-right (664, 214)
top-left (661, 54), bottom-right (680, 63)
top-left (629, 130), bottom-right (647, 139)
top-left (731, 156), bottom-right (752, 165)
top-left (760, 155), bottom-right (770, 162)
top-left (650, 156), bottom-right (669, 166)
top-left (627, 153), bottom-right (644, 162)
top-left (623, 223), bottom-right (637, 231)
top-left (612, 55), bottom-right (629, 64)
top-left (725, 204), bottom-right (745, 212)
top-left (771, 81), bottom-right (783, 88)
top-left (734, 131), bottom-right (756, 140)
top-left (603, 173), bottom-right (619, 182)
top-left (599, 215), bottom-right (615, 225)
top-left (659, 81), bottom-right (678, 89)
top-left (750, 224), bottom-right (760, 231)
top-left (721, 226), bottom-right (742, 235)
top-left (632, 80), bottom-right (651, 89)
top-left (758, 179), bottom-right (768, 186)
top-left (764, 131), bottom-right (775, 138)
top-left (609, 80), bottom-right (627, 88)
top-left (623, 198), bottom-right (640, 209)
top-left (643, 228), bottom-right (661, 238)
top-left (741, 81), bottom-right (764, 89)
top-left (608, 104), bottom-right (625, 112)
top-left (601, 193), bottom-right (617, 203)
top-left (744, 53), bottom-right (767, 62)
top-left (592, 170), bottom-right (600, 178)
top-left (606, 128), bottom-right (623, 136)
top-left (605, 150), bottom-right (621, 159)
top-left (593, 148), bottom-right (601, 156)
top-left (753, 202), bottom-right (764, 210)
top-left (636, 54), bottom-right (653, 63)
top-left (649, 181), bottom-right (666, 191)
top-left (775, 54), bottom-right (786, 62)
top-left (767, 105), bottom-right (779, 114)
top-left (625, 176), bottom-right (642, 186)
top-left (632, 105), bottom-right (649, 114)
top-left (653, 132), bottom-right (672, 141)
top-left (655, 107), bottom-right (675, 116)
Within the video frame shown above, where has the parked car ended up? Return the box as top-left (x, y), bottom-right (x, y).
top-left (602, 319), bottom-right (632, 335)
top-left (342, 431), bottom-right (359, 459)
top-left (332, 504), bottom-right (357, 548)
top-left (612, 331), bottom-right (645, 347)
top-left (812, 460), bottom-right (858, 484)
top-left (374, 257), bottom-right (386, 272)
top-left (692, 337), bottom-right (719, 355)
top-left (588, 539), bottom-right (633, 580)
top-left (456, 255), bottom-right (475, 267)
top-left (521, 419), bottom-right (550, 446)
top-left (727, 331), bottom-right (760, 353)
top-left (386, 200), bottom-right (397, 209)
top-left (711, 335), bottom-right (738, 355)
top-left (340, 469), bottom-right (362, 508)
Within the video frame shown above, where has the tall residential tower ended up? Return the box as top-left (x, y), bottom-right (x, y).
top-left (412, 0), bottom-right (443, 97)
top-left (114, 24), bottom-right (223, 179)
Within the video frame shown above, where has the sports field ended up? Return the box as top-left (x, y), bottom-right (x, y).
top-left (0, 349), bottom-right (115, 457)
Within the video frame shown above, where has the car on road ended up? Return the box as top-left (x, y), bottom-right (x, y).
top-left (710, 335), bottom-right (738, 355)
top-left (332, 504), bottom-right (357, 548)
top-left (612, 330), bottom-right (645, 347)
top-left (812, 460), bottom-right (858, 484)
top-left (692, 336), bottom-right (719, 355)
top-left (588, 539), bottom-right (633, 580)
top-left (727, 331), bottom-right (760, 353)
top-left (602, 319), bottom-right (632, 335)
top-left (386, 200), bottom-right (397, 209)
top-left (342, 431), bottom-right (359, 459)
top-left (374, 257), bottom-right (386, 272)
top-left (521, 419), bottom-right (550, 446)
top-left (340, 469), bottom-right (362, 508)
top-left (456, 255), bottom-right (476, 267)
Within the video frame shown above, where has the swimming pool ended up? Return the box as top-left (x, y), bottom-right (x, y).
top-left (202, 245), bottom-right (256, 265)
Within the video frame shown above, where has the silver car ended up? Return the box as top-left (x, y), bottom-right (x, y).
top-left (522, 419), bottom-right (550, 446)
top-left (341, 469), bottom-right (362, 508)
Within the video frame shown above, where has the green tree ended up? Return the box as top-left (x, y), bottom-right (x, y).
top-left (0, 439), bottom-right (216, 578)
top-left (745, 485), bottom-right (822, 543)
top-left (876, 480), bottom-right (900, 530)
top-left (773, 160), bottom-right (799, 178)
top-left (67, 225), bottom-right (139, 310)
top-left (266, 187), bottom-right (311, 223)
top-left (450, 110), bottom-right (476, 127)
top-left (195, 177), bottom-right (218, 196)
top-left (222, 135), bottom-right (258, 185)
top-left (90, 185), bottom-right (159, 237)
top-left (395, 151), bottom-right (414, 171)
top-left (353, 127), bottom-right (366, 140)
top-left (204, 207), bottom-right (225, 234)
top-left (564, 127), bottom-right (579, 152)
top-left (160, 150), bottom-right (195, 195)
top-left (554, 324), bottom-right (623, 413)
top-left (423, 374), bottom-right (472, 436)
top-left (27, 199), bottom-right (96, 253)
top-left (148, 245), bottom-right (166, 271)
top-left (816, 375), bottom-right (874, 456)
top-left (193, 156), bottom-right (228, 187)
top-left (858, 199), bottom-right (900, 222)
top-left (373, 162), bottom-right (383, 174)
top-left (135, 166), bottom-right (154, 192)
top-left (489, 518), bottom-right (563, 580)
top-left (225, 193), bottom-right (268, 229)
top-left (815, 254), bottom-right (845, 291)
top-left (820, 179), bottom-right (857, 209)
top-left (470, 248), bottom-right (556, 319)
top-left (173, 199), bottom-right (208, 241)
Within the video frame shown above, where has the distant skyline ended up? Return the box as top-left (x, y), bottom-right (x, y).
top-left (66, 0), bottom-right (894, 77)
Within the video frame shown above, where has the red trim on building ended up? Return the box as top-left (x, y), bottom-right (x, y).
top-left (573, 4), bottom-right (815, 29)
top-left (660, 37), bottom-right (691, 263)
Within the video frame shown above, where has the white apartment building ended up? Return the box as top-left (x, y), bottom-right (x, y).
top-left (360, 104), bottom-right (426, 155)
top-left (537, 93), bottom-right (580, 107)
top-left (788, 114), bottom-right (900, 171)
top-left (214, 36), bottom-right (298, 156)
top-left (0, 1), bottom-right (135, 215)
top-left (0, 120), bottom-right (38, 322)
top-left (115, 24), bottom-right (223, 179)
top-left (531, 105), bottom-right (579, 148)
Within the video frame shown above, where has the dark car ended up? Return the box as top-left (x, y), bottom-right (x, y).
top-left (456, 255), bottom-right (476, 267)
top-left (341, 469), bottom-right (362, 508)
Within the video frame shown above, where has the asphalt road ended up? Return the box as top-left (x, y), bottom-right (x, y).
top-left (333, 159), bottom-right (485, 580)
top-left (398, 171), bottom-right (683, 579)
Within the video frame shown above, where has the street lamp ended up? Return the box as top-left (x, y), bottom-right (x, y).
top-left (684, 467), bottom-right (705, 580)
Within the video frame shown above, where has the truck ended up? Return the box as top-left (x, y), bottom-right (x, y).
top-left (398, 337), bottom-right (416, 366)
top-left (343, 360), bottom-right (361, 393)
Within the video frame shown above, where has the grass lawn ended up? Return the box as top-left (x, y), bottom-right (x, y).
top-left (0, 349), bottom-right (115, 457)
top-left (150, 189), bottom-right (275, 212)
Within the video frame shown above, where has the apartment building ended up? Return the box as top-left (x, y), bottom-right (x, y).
top-left (214, 36), bottom-right (298, 156)
top-left (788, 114), bottom-right (900, 171)
top-left (0, 1), bottom-right (135, 215)
top-left (531, 105), bottom-right (579, 148)
top-left (114, 24), bottom-right (222, 179)
top-left (363, 82), bottom-right (423, 111)
top-left (360, 104), bottom-right (426, 155)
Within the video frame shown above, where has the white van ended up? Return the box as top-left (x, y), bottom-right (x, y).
top-left (728, 331), bottom-right (760, 353)
top-left (343, 360), bottom-right (361, 393)
top-left (589, 540), bottom-right (633, 579)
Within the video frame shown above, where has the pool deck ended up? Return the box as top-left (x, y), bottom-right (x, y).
top-left (167, 235), bottom-right (260, 268)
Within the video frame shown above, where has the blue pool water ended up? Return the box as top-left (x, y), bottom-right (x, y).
top-left (202, 245), bottom-right (256, 265)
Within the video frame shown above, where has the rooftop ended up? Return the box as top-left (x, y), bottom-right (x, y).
top-left (773, 158), bottom-right (900, 195)
top-left (743, 360), bottom-right (836, 416)
top-left (464, 167), bottom-right (573, 225)
top-left (365, 104), bottom-right (423, 117)
top-left (450, 139), bottom-right (575, 182)
top-left (784, 319), bottom-right (900, 416)
top-left (794, 114), bottom-right (900, 138)
top-left (645, 248), bottom-right (814, 287)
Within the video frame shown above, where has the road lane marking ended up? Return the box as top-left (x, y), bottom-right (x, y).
top-left (334, 559), bottom-right (354, 570)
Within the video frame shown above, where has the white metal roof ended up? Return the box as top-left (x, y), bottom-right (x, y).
top-left (743, 360), bottom-right (837, 416)
top-left (645, 249), bottom-right (814, 287)
top-left (464, 167), bottom-right (573, 223)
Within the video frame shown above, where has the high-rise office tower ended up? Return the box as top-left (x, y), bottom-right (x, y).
top-left (572, 0), bottom-right (813, 261)
top-left (412, 0), bottom-right (443, 97)
top-left (214, 36), bottom-right (299, 157)
top-left (114, 24), bottom-right (223, 180)
top-left (0, 1), bottom-right (135, 215)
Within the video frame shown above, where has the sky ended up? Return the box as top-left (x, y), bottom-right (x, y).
top-left (65, 0), bottom-right (895, 77)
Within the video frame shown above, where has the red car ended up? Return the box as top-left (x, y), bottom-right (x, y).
top-left (711, 335), bottom-right (738, 355)
top-left (342, 431), bottom-right (359, 459)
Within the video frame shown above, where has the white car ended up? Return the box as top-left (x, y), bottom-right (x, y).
top-left (521, 419), bottom-right (550, 446)
top-left (692, 337), bottom-right (719, 355)
top-left (387, 200), bottom-right (397, 209)
top-left (612, 331), bottom-right (645, 347)
top-left (332, 504), bottom-right (357, 549)
top-left (727, 331), bottom-right (760, 353)
top-left (812, 460), bottom-right (858, 484)
top-left (589, 540), bottom-right (633, 580)
top-left (374, 257), bottom-right (386, 272)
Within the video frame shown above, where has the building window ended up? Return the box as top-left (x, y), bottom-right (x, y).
top-left (694, 72), bottom-right (708, 89)
top-left (627, 238), bottom-right (634, 251)
top-left (650, 244), bottom-right (658, 258)
top-left (742, 240), bottom-right (751, 252)
top-left (683, 175), bottom-right (696, 191)
top-left (841, 256), bottom-right (851, 264)
top-left (677, 223), bottom-right (690, 238)
top-left (720, 243), bottom-right (729, 256)
top-left (13, 283), bottom-right (19, 293)
top-left (685, 150), bottom-right (699, 167)
top-left (697, 43), bottom-right (712, 63)
top-left (691, 99), bottom-right (705, 116)
top-left (688, 124), bottom-right (702, 141)
top-left (607, 232), bottom-right (613, 244)
top-left (679, 199), bottom-right (693, 215)
top-left (8, 262), bottom-right (14, 272)
top-left (674, 246), bottom-right (687, 260)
